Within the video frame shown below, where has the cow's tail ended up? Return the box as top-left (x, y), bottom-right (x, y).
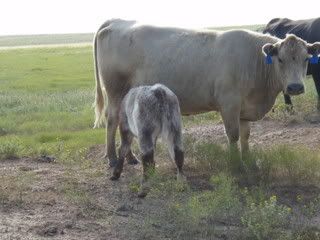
top-left (93, 30), bottom-right (106, 128)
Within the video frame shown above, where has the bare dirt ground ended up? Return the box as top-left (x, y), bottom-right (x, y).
top-left (1, 118), bottom-right (320, 240)
top-left (184, 115), bottom-right (320, 149)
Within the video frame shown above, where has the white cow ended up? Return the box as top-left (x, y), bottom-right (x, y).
top-left (93, 19), bottom-right (320, 169)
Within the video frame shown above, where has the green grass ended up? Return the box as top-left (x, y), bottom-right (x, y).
top-left (0, 45), bottom-right (105, 159)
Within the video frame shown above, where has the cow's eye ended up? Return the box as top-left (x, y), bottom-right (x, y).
top-left (278, 58), bottom-right (283, 63)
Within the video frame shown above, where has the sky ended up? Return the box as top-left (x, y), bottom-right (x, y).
top-left (0, 0), bottom-right (318, 35)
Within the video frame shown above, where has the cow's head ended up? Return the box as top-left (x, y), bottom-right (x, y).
top-left (262, 34), bottom-right (320, 95)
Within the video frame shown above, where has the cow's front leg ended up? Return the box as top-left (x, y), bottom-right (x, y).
top-left (240, 120), bottom-right (259, 182)
top-left (220, 106), bottom-right (244, 174)
top-left (240, 120), bottom-right (250, 154)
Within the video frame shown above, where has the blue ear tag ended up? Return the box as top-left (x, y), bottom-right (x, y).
top-left (266, 55), bottom-right (272, 64)
top-left (310, 54), bottom-right (319, 64)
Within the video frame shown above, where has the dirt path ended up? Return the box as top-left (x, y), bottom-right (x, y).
top-left (185, 117), bottom-right (320, 149)
top-left (1, 119), bottom-right (320, 239)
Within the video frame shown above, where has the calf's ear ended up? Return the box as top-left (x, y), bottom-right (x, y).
top-left (262, 43), bottom-right (278, 57)
top-left (307, 42), bottom-right (320, 55)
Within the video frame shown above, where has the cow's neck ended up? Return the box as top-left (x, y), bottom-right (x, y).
top-left (255, 65), bottom-right (283, 117)
top-left (264, 66), bottom-right (283, 108)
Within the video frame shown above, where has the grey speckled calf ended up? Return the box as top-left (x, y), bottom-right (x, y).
top-left (110, 84), bottom-right (185, 198)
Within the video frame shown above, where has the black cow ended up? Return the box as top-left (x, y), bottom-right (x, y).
top-left (263, 18), bottom-right (320, 110)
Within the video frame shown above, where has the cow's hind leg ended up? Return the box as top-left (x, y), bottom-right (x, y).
top-left (110, 120), bottom-right (134, 180)
top-left (137, 130), bottom-right (155, 198)
top-left (240, 120), bottom-right (250, 154)
top-left (106, 100), bottom-right (121, 167)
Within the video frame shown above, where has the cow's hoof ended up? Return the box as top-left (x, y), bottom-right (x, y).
top-left (177, 173), bottom-right (187, 183)
top-left (127, 157), bottom-right (139, 165)
top-left (108, 159), bottom-right (118, 168)
top-left (110, 174), bottom-right (120, 181)
top-left (137, 190), bottom-right (148, 198)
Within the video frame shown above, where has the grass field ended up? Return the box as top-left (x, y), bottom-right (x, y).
top-left (1, 30), bottom-right (320, 239)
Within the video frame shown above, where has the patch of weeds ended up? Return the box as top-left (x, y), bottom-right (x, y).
top-left (300, 194), bottom-right (320, 219)
top-left (58, 145), bottom-right (88, 166)
top-left (162, 173), bottom-right (242, 239)
top-left (241, 195), bottom-right (291, 239)
top-left (257, 145), bottom-right (320, 185)
top-left (128, 180), bottom-right (140, 193)
top-left (128, 171), bottom-right (190, 197)
top-left (292, 227), bottom-right (320, 240)
top-left (190, 142), bottom-right (229, 173)
top-left (0, 138), bottom-right (23, 160)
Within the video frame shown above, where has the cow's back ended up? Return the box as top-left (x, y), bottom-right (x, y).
top-left (264, 18), bottom-right (320, 42)
top-left (96, 19), bottom-right (222, 114)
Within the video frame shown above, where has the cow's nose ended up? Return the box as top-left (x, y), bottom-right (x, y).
top-left (286, 84), bottom-right (304, 95)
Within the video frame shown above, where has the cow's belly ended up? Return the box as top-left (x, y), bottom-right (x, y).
top-left (133, 69), bottom-right (219, 115)
top-left (240, 101), bottom-right (274, 121)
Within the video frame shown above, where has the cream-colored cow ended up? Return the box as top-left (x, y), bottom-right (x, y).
top-left (93, 19), bottom-right (320, 169)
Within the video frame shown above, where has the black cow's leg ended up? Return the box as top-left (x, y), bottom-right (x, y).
top-left (312, 69), bottom-right (320, 111)
top-left (283, 92), bottom-right (293, 112)
top-left (283, 92), bottom-right (292, 105)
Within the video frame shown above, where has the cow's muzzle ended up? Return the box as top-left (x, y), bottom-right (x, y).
top-left (286, 84), bottom-right (305, 95)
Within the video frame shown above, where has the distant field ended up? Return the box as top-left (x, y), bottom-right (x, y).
top-left (0, 24), bottom-right (265, 48)
top-left (0, 33), bottom-right (94, 47)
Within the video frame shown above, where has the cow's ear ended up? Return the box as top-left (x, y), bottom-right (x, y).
top-left (307, 42), bottom-right (320, 55)
top-left (262, 43), bottom-right (278, 57)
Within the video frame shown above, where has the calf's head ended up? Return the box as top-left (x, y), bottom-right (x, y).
top-left (262, 34), bottom-right (320, 95)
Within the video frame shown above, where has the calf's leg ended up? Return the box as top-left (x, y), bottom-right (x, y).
top-left (137, 131), bottom-right (155, 198)
top-left (167, 127), bottom-right (186, 182)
